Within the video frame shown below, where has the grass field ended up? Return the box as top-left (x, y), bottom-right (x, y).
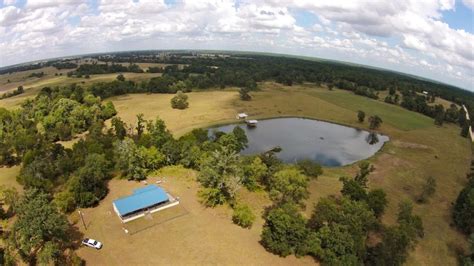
top-left (75, 166), bottom-right (314, 265)
top-left (0, 81), bottom-right (470, 265)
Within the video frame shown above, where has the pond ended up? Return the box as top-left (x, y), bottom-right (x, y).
top-left (210, 117), bottom-right (389, 167)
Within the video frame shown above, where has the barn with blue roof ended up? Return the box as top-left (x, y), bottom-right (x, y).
top-left (113, 184), bottom-right (174, 222)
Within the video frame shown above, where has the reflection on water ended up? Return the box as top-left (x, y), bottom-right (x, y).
top-left (211, 118), bottom-right (389, 167)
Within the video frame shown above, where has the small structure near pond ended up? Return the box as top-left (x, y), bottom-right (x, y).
top-left (236, 113), bottom-right (248, 119)
top-left (113, 184), bottom-right (179, 223)
top-left (245, 119), bottom-right (258, 127)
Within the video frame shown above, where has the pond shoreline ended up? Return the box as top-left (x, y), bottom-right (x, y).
top-left (208, 116), bottom-right (390, 167)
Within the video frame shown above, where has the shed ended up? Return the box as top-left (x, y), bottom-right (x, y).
top-left (113, 185), bottom-right (169, 219)
top-left (236, 113), bottom-right (248, 119)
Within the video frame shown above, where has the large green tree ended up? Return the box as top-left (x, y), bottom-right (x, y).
top-left (198, 146), bottom-right (243, 206)
top-left (9, 190), bottom-right (69, 264)
top-left (261, 203), bottom-right (309, 257)
top-left (268, 167), bottom-right (309, 205)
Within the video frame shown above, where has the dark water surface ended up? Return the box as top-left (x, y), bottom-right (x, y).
top-left (210, 118), bottom-right (389, 166)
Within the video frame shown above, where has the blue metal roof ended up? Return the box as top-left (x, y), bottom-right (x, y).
top-left (113, 185), bottom-right (169, 217)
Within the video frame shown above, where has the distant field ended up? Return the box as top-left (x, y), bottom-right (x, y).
top-left (0, 80), bottom-right (470, 265)
top-left (0, 72), bottom-right (162, 109)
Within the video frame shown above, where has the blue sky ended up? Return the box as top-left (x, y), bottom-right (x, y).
top-left (0, 0), bottom-right (473, 90)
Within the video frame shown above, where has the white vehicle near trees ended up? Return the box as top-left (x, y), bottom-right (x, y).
top-left (82, 238), bottom-right (103, 250)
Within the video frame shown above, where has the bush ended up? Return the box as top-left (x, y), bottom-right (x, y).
top-left (198, 187), bottom-right (226, 207)
top-left (171, 90), bottom-right (189, 109)
top-left (453, 174), bottom-right (474, 235)
top-left (296, 159), bottom-right (323, 178)
top-left (232, 204), bottom-right (256, 228)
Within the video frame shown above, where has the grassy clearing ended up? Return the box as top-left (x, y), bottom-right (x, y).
top-left (110, 90), bottom-right (240, 136)
top-left (106, 82), bottom-right (471, 265)
top-left (0, 166), bottom-right (22, 191)
top-left (75, 166), bottom-right (314, 265)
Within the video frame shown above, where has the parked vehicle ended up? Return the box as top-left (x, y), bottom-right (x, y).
top-left (82, 238), bottom-right (103, 249)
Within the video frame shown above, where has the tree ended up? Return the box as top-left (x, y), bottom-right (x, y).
top-left (433, 104), bottom-right (445, 126)
top-left (242, 157), bottom-right (267, 191)
top-left (146, 117), bottom-right (173, 148)
top-left (453, 174), bottom-right (474, 235)
top-left (296, 159), bottom-right (323, 178)
top-left (309, 224), bottom-right (359, 265)
top-left (198, 146), bottom-right (243, 206)
top-left (135, 113), bottom-right (146, 137)
top-left (308, 197), bottom-right (377, 260)
top-left (232, 126), bottom-right (248, 152)
top-left (357, 110), bottom-right (365, 123)
top-left (368, 115), bottom-right (383, 130)
top-left (9, 189), bottom-right (69, 263)
top-left (68, 153), bottom-right (110, 207)
top-left (239, 87), bottom-right (252, 101)
top-left (367, 201), bottom-right (423, 265)
top-left (417, 176), bottom-right (437, 203)
top-left (232, 204), bottom-right (256, 228)
top-left (116, 74), bottom-right (125, 81)
top-left (354, 161), bottom-right (375, 187)
top-left (397, 201), bottom-right (424, 239)
top-left (111, 117), bottom-right (127, 140)
top-left (389, 86), bottom-right (396, 95)
top-left (114, 138), bottom-right (163, 181)
top-left (171, 90), bottom-right (189, 109)
top-left (367, 189), bottom-right (387, 218)
top-left (261, 203), bottom-right (309, 257)
top-left (340, 177), bottom-right (367, 201)
top-left (268, 168), bottom-right (309, 205)
top-left (461, 119), bottom-right (470, 138)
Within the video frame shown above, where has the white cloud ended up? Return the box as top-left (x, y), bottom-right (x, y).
top-left (0, 0), bottom-right (472, 90)
top-left (463, 0), bottom-right (474, 10)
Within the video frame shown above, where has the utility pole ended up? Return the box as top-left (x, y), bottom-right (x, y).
top-left (78, 210), bottom-right (87, 230)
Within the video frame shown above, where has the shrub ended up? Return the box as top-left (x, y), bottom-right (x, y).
top-left (232, 204), bottom-right (256, 228)
top-left (296, 159), bottom-right (323, 178)
top-left (198, 187), bottom-right (226, 207)
top-left (171, 90), bottom-right (189, 109)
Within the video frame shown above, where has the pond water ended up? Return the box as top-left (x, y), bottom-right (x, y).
top-left (210, 117), bottom-right (389, 167)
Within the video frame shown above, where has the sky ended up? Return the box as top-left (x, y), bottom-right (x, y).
top-left (0, 0), bottom-right (473, 91)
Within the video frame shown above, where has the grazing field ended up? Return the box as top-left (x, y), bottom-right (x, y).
top-left (105, 82), bottom-right (471, 265)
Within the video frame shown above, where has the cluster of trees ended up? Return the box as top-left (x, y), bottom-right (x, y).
top-left (0, 187), bottom-right (83, 265)
top-left (0, 63), bottom-right (43, 75)
top-left (22, 52), bottom-right (466, 132)
top-left (18, 85), bottom-right (117, 141)
top-left (28, 72), bottom-right (45, 78)
top-left (260, 161), bottom-right (424, 265)
top-left (0, 86), bottom-right (24, 100)
top-left (69, 63), bottom-right (144, 77)
top-left (51, 61), bottom-right (78, 70)
top-left (194, 126), bottom-right (326, 230)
